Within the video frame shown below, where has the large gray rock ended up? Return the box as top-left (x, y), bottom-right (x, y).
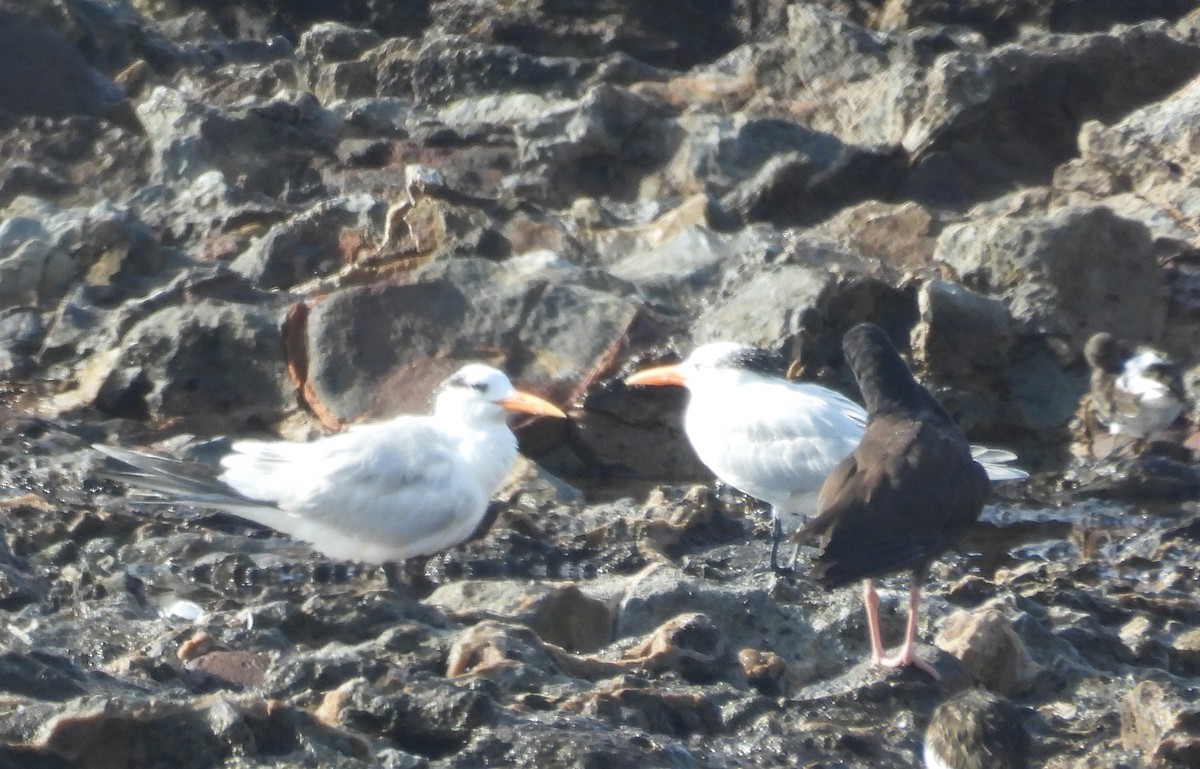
top-left (300, 255), bottom-right (645, 423)
top-left (0, 9), bottom-right (137, 130)
top-left (231, 194), bottom-right (379, 289)
top-left (135, 87), bottom-right (342, 197)
top-left (614, 565), bottom-right (845, 685)
top-left (936, 205), bottom-right (1167, 351)
top-left (913, 278), bottom-right (1014, 377)
top-left (96, 298), bottom-right (291, 427)
top-left (744, 10), bottom-right (1200, 205)
top-left (668, 112), bottom-right (906, 227)
top-left (693, 263), bottom-right (830, 347)
top-left (0, 201), bottom-right (166, 312)
top-left (879, 0), bottom-right (1199, 40)
top-left (425, 579), bottom-right (613, 653)
top-left (1121, 680), bottom-right (1200, 767)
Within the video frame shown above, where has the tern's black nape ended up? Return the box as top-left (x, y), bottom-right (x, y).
top-left (709, 345), bottom-right (788, 377)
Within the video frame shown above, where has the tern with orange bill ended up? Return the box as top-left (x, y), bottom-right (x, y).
top-left (626, 341), bottom-right (1025, 572)
top-left (95, 364), bottom-right (565, 577)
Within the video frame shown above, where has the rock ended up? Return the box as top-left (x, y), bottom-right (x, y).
top-left (185, 650), bottom-right (270, 690)
top-left (572, 377), bottom-right (711, 484)
top-left (299, 255), bottom-right (643, 425)
top-left (0, 10), bottom-right (137, 130)
top-left (670, 112), bottom-right (906, 227)
top-left (0, 200), bottom-right (166, 312)
top-left (0, 652), bottom-right (89, 702)
top-left (693, 263), bottom-right (830, 347)
top-left (519, 84), bottom-right (679, 203)
top-left (614, 564), bottom-right (841, 684)
top-left (135, 87), bottom-right (342, 197)
top-left (1003, 336), bottom-right (1089, 432)
top-left (935, 607), bottom-right (1041, 696)
top-left (880, 0), bottom-right (1199, 41)
top-left (430, 0), bottom-right (748, 70)
top-left (912, 278), bottom-right (1014, 379)
top-left (616, 612), bottom-right (733, 685)
top-left (1121, 680), bottom-right (1200, 767)
top-left (0, 306), bottom-right (42, 376)
top-left (605, 211), bottom-right (750, 309)
top-left (1167, 626), bottom-right (1200, 676)
top-left (0, 218), bottom-right (75, 312)
top-left (937, 205), bottom-right (1166, 351)
top-left (814, 200), bottom-right (939, 269)
top-left (27, 694), bottom-right (372, 768)
top-left (317, 676), bottom-right (490, 760)
top-left (754, 11), bottom-right (1200, 206)
top-left (737, 648), bottom-right (787, 693)
top-left (445, 620), bottom-right (577, 682)
top-left (95, 297), bottom-right (292, 427)
top-left (230, 194), bottom-right (378, 289)
top-left (176, 631), bottom-right (219, 661)
top-left (1060, 73), bottom-right (1200, 362)
top-left (297, 22), bottom-right (383, 64)
top-left (425, 580), bottom-right (613, 653)
top-left (1, 1), bottom-right (1199, 767)
top-left (454, 716), bottom-right (702, 769)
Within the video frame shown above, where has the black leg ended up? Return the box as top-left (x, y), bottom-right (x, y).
top-left (769, 513), bottom-right (782, 572)
top-left (382, 561), bottom-right (403, 592)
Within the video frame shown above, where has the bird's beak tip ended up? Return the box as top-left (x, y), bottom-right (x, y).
top-left (624, 365), bottom-right (687, 388)
top-left (498, 391), bottom-right (567, 419)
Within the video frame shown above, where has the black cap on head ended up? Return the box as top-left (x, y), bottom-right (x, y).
top-left (718, 346), bottom-right (788, 377)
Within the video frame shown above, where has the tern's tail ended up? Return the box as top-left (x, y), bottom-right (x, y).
top-left (92, 444), bottom-right (276, 519)
top-left (969, 446), bottom-right (1029, 482)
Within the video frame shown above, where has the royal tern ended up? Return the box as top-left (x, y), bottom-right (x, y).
top-left (796, 323), bottom-right (988, 676)
top-left (625, 341), bottom-right (1025, 571)
top-left (94, 364), bottom-right (565, 571)
top-left (923, 688), bottom-right (1030, 769)
top-left (1082, 332), bottom-right (1186, 442)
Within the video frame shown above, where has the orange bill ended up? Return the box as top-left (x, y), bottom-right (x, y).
top-left (497, 390), bottom-right (567, 418)
top-left (624, 364), bottom-right (687, 387)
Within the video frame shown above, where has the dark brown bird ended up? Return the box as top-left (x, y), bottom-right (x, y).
top-left (923, 688), bottom-right (1030, 769)
top-left (795, 323), bottom-right (988, 677)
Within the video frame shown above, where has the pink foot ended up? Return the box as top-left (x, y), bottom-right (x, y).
top-left (876, 649), bottom-right (940, 680)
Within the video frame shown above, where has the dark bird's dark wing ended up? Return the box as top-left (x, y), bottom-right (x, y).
top-left (796, 416), bottom-right (989, 589)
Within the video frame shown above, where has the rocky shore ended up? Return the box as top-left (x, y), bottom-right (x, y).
top-left (2, 0), bottom-right (1200, 767)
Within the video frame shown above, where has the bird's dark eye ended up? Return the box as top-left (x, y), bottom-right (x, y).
top-left (470, 381), bottom-right (488, 392)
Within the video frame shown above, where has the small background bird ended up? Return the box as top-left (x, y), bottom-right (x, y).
top-left (625, 340), bottom-right (1026, 571)
top-left (923, 688), bottom-right (1031, 769)
top-left (1078, 332), bottom-right (1188, 457)
top-left (795, 323), bottom-right (990, 676)
top-left (94, 364), bottom-right (565, 581)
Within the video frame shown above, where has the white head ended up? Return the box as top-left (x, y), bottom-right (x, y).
top-left (625, 342), bottom-right (787, 395)
top-left (434, 364), bottom-right (566, 425)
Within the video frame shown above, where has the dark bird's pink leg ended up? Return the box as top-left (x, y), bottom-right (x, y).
top-left (878, 577), bottom-right (940, 679)
top-left (862, 579), bottom-right (887, 664)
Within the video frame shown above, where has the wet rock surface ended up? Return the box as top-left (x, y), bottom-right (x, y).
top-left (2, 0), bottom-right (1200, 767)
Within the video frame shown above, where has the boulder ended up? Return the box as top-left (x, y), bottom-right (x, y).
top-left (299, 255), bottom-right (644, 425)
top-left (936, 205), bottom-right (1166, 352)
top-left (96, 298), bottom-right (291, 427)
top-left (1122, 680), bottom-right (1200, 767)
